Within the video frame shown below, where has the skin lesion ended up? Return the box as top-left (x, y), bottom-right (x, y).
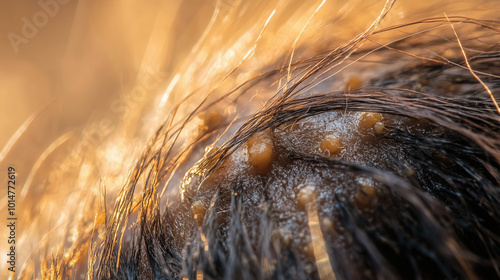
top-left (247, 130), bottom-right (274, 173)
top-left (176, 31), bottom-right (500, 278)
top-left (320, 134), bottom-right (343, 156)
top-left (16, 1), bottom-right (500, 279)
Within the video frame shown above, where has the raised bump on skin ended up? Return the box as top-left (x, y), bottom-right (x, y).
top-left (354, 180), bottom-right (378, 209)
top-left (304, 242), bottom-right (315, 257)
top-left (359, 112), bottom-right (382, 129)
top-left (321, 217), bottom-right (335, 232)
top-left (277, 228), bottom-right (292, 246)
top-left (247, 130), bottom-right (274, 172)
top-left (320, 134), bottom-right (343, 156)
top-left (191, 200), bottom-right (206, 223)
top-left (297, 185), bottom-right (316, 209)
top-left (198, 110), bottom-right (224, 132)
top-left (373, 121), bottom-right (385, 134)
top-left (346, 76), bottom-right (363, 91)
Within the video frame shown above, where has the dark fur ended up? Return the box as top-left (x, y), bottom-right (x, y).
top-left (32, 6), bottom-right (500, 280)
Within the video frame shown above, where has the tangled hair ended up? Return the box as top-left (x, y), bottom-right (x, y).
top-left (11, 0), bottom-right (500, 279)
